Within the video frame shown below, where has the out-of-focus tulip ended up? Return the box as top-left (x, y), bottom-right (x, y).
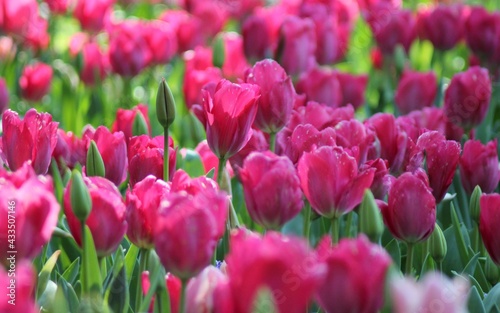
top-left (160, 10), bottom-right (204, 52)
top-left (382, 171), bottom-right (436, 243)
top-left (391, 272), bottom-right (469, 313)
top-left (21, 14), bottom-right (49, 52)
top-left (125, 176), bottom-right (170, 249)
top-left (395, 70), bottom-right (438, 114)
top-left (78, 41), bottom-right (109, 85)
top-left (186, 266), bottom-right (227, 313)
top-left (0, 163), bottom-right (60, 265)
top-left (44, 0), bottom-right (69, 14)
top-left (166, 272), bottom-right (181, 313)
top-left (201, 79), bottom-right (260, 160)
top-left (245, 59), bottom-right (295, 134)
top-left (0, 78), bottom-right (9, 114)
top-left (19, 62), bottom-right (53, 102)
top-left (52, 129), bottom-right (87, 170)
top-left (0, 262), bottom-right (38, 313)
top-left (242, 15), bottom-right (271, 61)
top-left (2, 109), bottom-right (58, 174)
top-left (480, 194), bottom-right (500, 264)
top-left (298, 146), bottom-right (375, 218)
top-left (417, 4), bottom-right (466, 51)
top-left (194, 140), bottom-right (233, 181)
top-left (128, 135), bottom-right (176, 186)
top-left (465, 7), bottom-right (500, 63)
top-left (444, 66), bottom-right (491, 130)
top-left (240, 151), bottom-right (303, 229)
top-left (142, 21), bottom-right (178, 65)
top-left (316, 235), bottom-right (392, 313)
top-left (112, 104), bottom-right (151, 142)
top-left (0, 0), bottom-right (38, 36)
top-left (84, 126), bottom-right (127, 186)
top-left (224, 230), bottom-right (326, 313)
top-left (228, 129), bottom-right (268, 175)
top-left (64, 176), bottom-right (127, 257)
top-left (183, 67), bottom-right (223, 110)
top-left (74, 0), bottom-right (114, 33)
top-left (277, 16), bottom-right (316, 76)
top-left (296, 67), bottom-right (342, 108)
top-left (222, 32), bottom-right (251, 81)
top-left (154, 182), bottom-right (228, 280)
top-left (460, 139), bottom-right (499, 194)
top-left (337, 72), bottom-right (368, 109)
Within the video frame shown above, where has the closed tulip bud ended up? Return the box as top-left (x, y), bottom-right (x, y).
top-left (86, 140), bottom-right (105, 178)
top-left (465, 7), bottom-right (500, 61)
top-left (212, 34), bottom-right (225, 69)
top-left (460, 140), bottom-right (499, 195)
top-left (395, 70), bottom-right (438, 115)
top-left (156, 78), bottom-right (176, 129)
top-left (470, 185), bottom-right (482, 223)
top-left (70, 170), bottom-right (92, 223)
top-left (444, 66), bottom-right (492, 130)
top-left (359, 190), bottom-right (384, 242)
top-left (19, 62), bottom-right (53, 102)
top-left (485, 256), bottom-right (500, 285)
top-left (428, 223), bottom-right (447, 263)
top-left (383, 171), bottom-right (436, 243)
top-left (240, 151), bottom-right (303, 230)
top-left (480, 194), bottom-right (500, 265)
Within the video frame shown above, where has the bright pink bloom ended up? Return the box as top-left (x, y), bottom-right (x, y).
top-left (364, 158), bottom-right (391, 199)
top-left (242, 15), bottom-right (271, 61)
top-left (383, 171), bottom-right (436, 243)
top-left (142, 21), bottom-right (178, 65)
top-left (44, 0), bottom-right (69, 14)
top-left (186, 266), bottom-right (227, 313)
top-left (395, 70), bottom-right (438, 114)
top-left (245, 59), bottom-right (296, 133)
top-left (296, 67), bottom-right (342, 107)
top-left (280, 124), bottom-right (337, 164)
top-left (64, 176), bottom-right (127, 257)
top-left (460, 139), bottom-right (499, 194)
top-left (285, 101), bottom-right (354, 132)
top-left (316, 235), bottom-right (392, 313)
top-left (0, 262), bottom-right (38, 313)
top-left (278, 16), bottom-right (316, 76)
top-left (0, 163), bottom-right (60, 264)
top-left (480, 194), bottom-right (500, 265)
top-left (223, 230), bottom-right (326, 313)
top-left (229, 129), bottom-right (268, 175)
top-left (0, 0), bottom-right (38, 36)
top-left (335, 119), bottom-right (375, 165)
top-left (298, 146), bottom-right (375, 218)
top-left (240, 151), bottom-right (303, 229)
top-left (19, 62), bottom-right (53, 102)
top-left (201, 79), bottom-right (260, 159)
top-left (111, 104), bottom-right (151, 142)
top-left (183, 67), bottom-right (223, 110)
top-left (417, 4), bottom-right (466, 51)
top-left (74, 0), bottom-right (114, 33)
top-left (337, 72), bottom-right (368, 109)
top-left (78, 41), bottom-right (109, 85)
top-left (2, 109), bottom-right (58, 174)
top-left (159, 10), bottom-right (204, 52)
top-left (222, 32), bottom-right (251, 81)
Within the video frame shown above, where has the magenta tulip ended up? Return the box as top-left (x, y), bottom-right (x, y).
top-left (0, 262), bottom-right (38, 313)
top-left (480, 194), bottom-right (500, 264)
top-left (111, 104), bottom-right (151, 142)
top-left (465, 7), bottom-right (500, 63)
top-left (296, 67), bottom-right (342, 108)
top-left (74, 0), bottom-right (114, 33)
top-left (19, 62), bottom-right (53, 102)
top-left (417, 4), bottom-right (466, 51)
top-left (337, 72), bottom-right (368, 109)
top-left (395, 70), bottom-right (438, 114)
top-left (186, 266), bottom-right (227, 313)
top-left (460, 139), bottom-right (499, 194)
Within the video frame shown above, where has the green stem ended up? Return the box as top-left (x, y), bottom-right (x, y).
top-left (217, 157), bottom-right (226, 187)
top-left (406, 242), bottom-right (415, 275)
top-left (179, 279), bottom-right (188, 313)
top-left (164, 127), bottom-right (170, 181)
top-left (331, 217), bottom-right (339, 245)
top-left (136, 249), bottom-right (150, 312)
top-left (80, 221), bottom-right (87, 292)
top-left (303, 202), bottom-right (311, 243)
top-left (345, 212), bottom-right (353, 238)
top-left (269, 132), bottom-right (277, 153)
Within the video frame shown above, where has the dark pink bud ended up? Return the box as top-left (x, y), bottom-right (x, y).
top-left (316, 235), bottom-right (392, 313)
top-left (296, 67), bottom-right (342, 108)
top-left (64, 176), bottom-right (127, 257)
top-left (2, 109), bottom-right (58, 174)
top-left (383, 171), bottom-right (436, 243)
top-left (79, 41), bottom-right (109, 86)
top-left (337, 72), bottom-right (368, 109)
top-left (395, 70), bottom-right (438, 114)
top-left (417, 4), bottom-right (466, 51)
top-left (240, 151), bottom-right (304, 229)
top-left (460, 139), bottom-right (499, 194)
top-left (19, 62), bottom-right (53, 102)
top-left (242, 15), bottom-right (271, 61)
top-left (298, 146), bottom-right (375, 218)
top-left (480, 194), bottom-right (500, 265)
top-left (465, 7), bottom-right (500, 61)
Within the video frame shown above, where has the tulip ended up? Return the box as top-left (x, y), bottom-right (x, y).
top-left (52, 129), bottom-right (87, 170)
top-left (111, 104), bottom-right (151, 142)
top-left (298, 146), bottom-right (375, 219)
top-left (240, 151), bottom-right (303, 230)
top-left (201, 79), bottom-right (260, 160)
top-left (0, 77), bottom-right (9, 114)
top-left (296, 66), bottom-right (342, 108)
top-left (480, 194), bottom-right (500, 265)
top-left (186, 266), bottom-right (227, 313)
top-left (64, 176), bottom-right (127, 257)
top-left (125, 176), bottom-right (170, 249)
top-left (78, 41), bottom-right (109, 86)
top-left (395, 70), bottom-right (438, 114)
top-left (277, 16), bottom-right (316, 76)
top-left (391, 272), bottom-right (469, 313)
top-left (159, 10), bottom-right (204, 52)
top-left (84, 126), bottom-right (127, 186)
top-left (335, 119), bottom-right (375, 165)
top-left (0, 262), bottom-right (38, 313)
top-left (128, 135), bottom-right (176, 186)
top-left (316, 235), bottom-right (392, 313)
top-left (460, 140), bottom-right (499, 195)
top-left (44, 0), bottom-right (69, 14)
top-left (20, 13), bottom-right (49, 53)
top-left (74, 0), bottom-right (114, 33)
top-left (228, 129), bottom-right (268, 176)
top-left (221, 32), bottom-right (250, 81)
top-left (142, 21), bottom-right (178, 65)
top-left (166, 273), bottom-right (181, 313)
top-left (444, 66), bottom-right (491, 130)
top-left (0, 0), bottom-right (38, 36)
top-left (183, 67), bottom-right (223, 110)
top-left (337, 72), bottom-right (368, 109)
top-left (245, 59), bottom-right (295, 134)
top-left (194, 140), bottom-right (233, 181)
top-left (19, 62), bottom-right (53, 102)
top-left (223, 230), bottom-right (325, 313)
top-left (0, 163), bottom-right (60, 265)
top-left (417, 4), bottom-right (466, 51)
top-left (242, 15), bottom-right (271, 61)
top-left (363, 158), bottom-right (391, 199)
top-left (2, 109), bottom-right (58, 175)
top-left (465, 7), bottom-right (500, 62)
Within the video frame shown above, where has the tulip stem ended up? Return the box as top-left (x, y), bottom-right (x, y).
top-left (217, 157), bottom-right (226, 187)
top-left (164, 127), bottom-right (169, 181)
top-left (331, 217), bottom-right (339, 245)
top-left (269, 132), bottom-right (277, 153)
top-left (180, 279), bottom-right (188, 313)
top-left (136, 249), bottom-right (150, 312)
top-left (406, 242), bottom-right (415, 275)
top-left (303, 202), bottom-right (311, 242)
top-left (345, 212), bottom-right (353, 238)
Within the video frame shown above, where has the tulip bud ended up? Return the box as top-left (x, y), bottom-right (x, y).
top-left (470, 185), bottom-right (482, 224)
top-left (212, 34), bottom-right (225, 69)
top-left (132, 110), bottom-right (149, 136)
top-left (156, 78), bottom-right (176, 129)
top-left (86, 140), bottom-right (105, 178)
top-left (485, 255), bottom-right (500, 285)
top-left (70, 170), bottom-right (92, 222)
top-left (359, 190), bottom-right (384, 242)
top-left (428, 223), bottom-right (447, 263)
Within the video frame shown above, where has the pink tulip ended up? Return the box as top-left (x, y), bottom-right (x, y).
top-left (52, 129), bottom-right (87, 170)
top-left (111, 104), bottom-right (151, 142)
top-left (19, 62), bottom-right (53, 102)
top-left (186, 266), bottom-right (227, 313)
top-left (228, 129), bottom-right (268, 176)
top-left (222, 32), bottom-right (251, 81)
top-left (0, 262), bottom-right (38, 313)
top-left (480, 194), bottom-right (500, 265)
top-left (337, 72), bottom-right (368, 109)
top-left (74, 0), bottom-right (114, 33)
top-left (465, 7), bottom-right (500, 63)
top-left (44, 0), bottom-right (69, 14)
top-left (194, 140), bottom-right (233, 181)
top-left (278, 16), bottom-right (316, 76)
top-left (296, 66), bottom-right (342, 108)
top-left (395, 70), bottom-right (438, 114)
top-left (417, 4), bottom-right (466, 51)
top-left (460, 139), bottom-right (499, 194)
top-left (159, 10), bottom-right (204, 52)
top-left (142, 21), bottom-right (178, 65)
top-left (0, 0), bottom-right (38, 36)
top-left (2, 109), bottom-right (58, 175)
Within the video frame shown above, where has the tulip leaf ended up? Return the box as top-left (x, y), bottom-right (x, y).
top-left (51, 281), bottom-right (71, 313)
top-left (37, 250), bottom-right (61, 300)
top-left (178, 149), bottom-right (205, 177)
top-left (56, 274), bottom-right (80, 313)
top-left (50, 158), bottom-right (64, 205)
top-left (38, 280), bottom-right (58, 311)
top-left (105, 248), bottom-right (129, 313)
top-left (154, 286), bottom-right (171, 313)
top-left (125, 244), bottom-right (140, 285)
top-left (468, 286), bottom-right (486, 313)
top-left (450, 203), bottom-right (470, 266)
top-left (420, 253), bottom-right (436, 275)
top-left (484, 283), bottom-right (500, 312)
top-left (467, 275), bottom-right (485, 300)
top-left (384, 239), bottom-right (401, 270)
top-left (252, 287), bottom-right (278, 313)
top-left (206, 167), bottom-right (215, 179)
top-left (81, 226), bottom-right (103, 295)
top-left (62, 257), bottom-right (80, 285)
top-left (463, 252), bottom-right (480, 276)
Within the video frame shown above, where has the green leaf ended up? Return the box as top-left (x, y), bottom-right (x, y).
top-left (178, 149), bottom-right (205, 177)
top-left (484, 283), bottom-right (500, 312)
top-left (463, 252), bottom-right (480, 276)
top-left (468, 286), bottom-right (486, 313)
top-left (125, 244), bottom-right (140, 285)
top-left (37, 250), bottom-right (61, 300)
top-left (81, 225), bottom-right (102, 295)
top-left (468, 274), bottom-right (485, 299)
top-left (420, 253), bottom-right (436, 275)
top-left (154, 286), bottom-right (171, 313)
top-left (55, 275), bottom-right (80, 313)
top-left (450, 203), bottom-right (470, 266)
top-left (62, 257), bottom-right (80, 285)
top-left (251, 287), bottom-right (278, 313)
top-left (206, 167), bottom-right (215, 179)
top-left (50, 158), bottom-right (64, 205)
top-left (106, 256), bottom-right (129, 313)
top-left (385, 239), bottom-right (401, 270)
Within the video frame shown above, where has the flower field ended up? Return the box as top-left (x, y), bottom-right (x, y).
top-left (1, 0), bottom-right (500, 312)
